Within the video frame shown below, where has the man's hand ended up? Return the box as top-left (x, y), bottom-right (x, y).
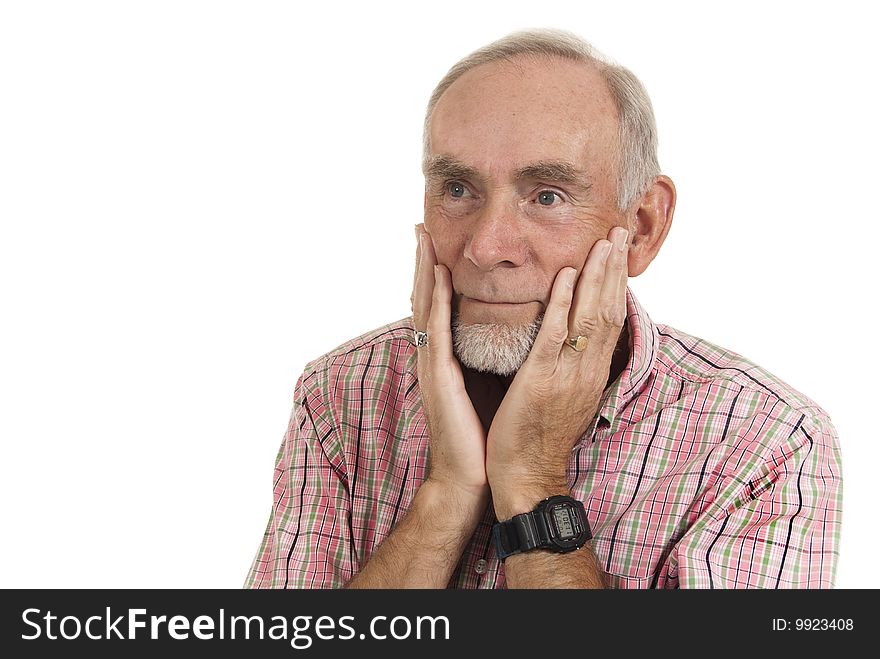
top-left (412, 223), bottom-right (489, 510)
top-left (344, 224), bottom-right (490, 588)
top-left (487, 226), bottom-right (630, 520)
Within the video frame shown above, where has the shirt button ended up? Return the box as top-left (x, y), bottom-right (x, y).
top-left (474, 559), bottom-right (488, 575)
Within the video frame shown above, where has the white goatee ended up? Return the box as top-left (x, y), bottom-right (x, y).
top-left (450, 312), bottom-right (544, 376)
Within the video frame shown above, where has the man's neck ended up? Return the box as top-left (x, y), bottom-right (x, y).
top-left (462, 323), bottom-right (630, 432)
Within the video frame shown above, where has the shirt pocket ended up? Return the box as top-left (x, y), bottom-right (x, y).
top-left (590, 527), bottom-right (667, 583)
top-left (581, 475), bottom-right (692, 585)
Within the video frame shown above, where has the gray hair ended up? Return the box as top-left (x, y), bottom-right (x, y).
top-left (423, 28), bottom-right (660, 211)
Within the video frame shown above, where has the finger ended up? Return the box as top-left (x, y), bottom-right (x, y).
top-left (410, 224), bottom-right (421, 311)
top-left (527, 266), bottom-right (578, 368)
top-left (566, 237), bottom-right (613, 346)
top-left (412, 226), bottom-right (437, 331)
top-left (427, 264), bottom-right (455, 365)
top-left (409, 224), bottom-right (422, 310)
top-left (597, 227), bottom-right (628, 333)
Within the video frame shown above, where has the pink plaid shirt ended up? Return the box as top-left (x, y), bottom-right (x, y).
top-left (245, 287), bottom-right (842, 588)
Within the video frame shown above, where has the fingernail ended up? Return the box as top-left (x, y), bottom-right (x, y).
top-left (566, 267), bottom-right (577, 287)
top-left (414, 224), bottom-right (419, 239)
top-left (614, 229), bottom-right (629, 252)
top-left (601, 241), bottom-right (612, 262)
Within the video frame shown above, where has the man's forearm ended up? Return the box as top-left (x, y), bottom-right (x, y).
top-left (503, 544), bottom-right (607, 588)
top-left (344, 479), bottom-right (487, 588)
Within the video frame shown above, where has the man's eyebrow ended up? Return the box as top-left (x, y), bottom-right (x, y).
top-left (422, 156), bottom-right (592, 191)
top-left (423, 155), bottom-right (480, 182)
top-left (516, 161), bottom-right (590, 189)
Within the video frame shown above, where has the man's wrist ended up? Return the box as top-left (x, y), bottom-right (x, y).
top-left (492, 482), bottom-right (570, 521)
top-left (419, 478), bottom-right (489, 526)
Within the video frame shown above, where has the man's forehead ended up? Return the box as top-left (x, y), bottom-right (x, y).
top-left (428, 55), bottom-right (618, 176)
top-left (431, 55), bottom-right (615, 126)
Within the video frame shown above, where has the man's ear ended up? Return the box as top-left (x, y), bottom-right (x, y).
top-left (627, 175), bottom-right (676, 277)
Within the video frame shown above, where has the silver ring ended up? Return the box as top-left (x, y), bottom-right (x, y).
top-left (414, 330), bottom-right (428, 348)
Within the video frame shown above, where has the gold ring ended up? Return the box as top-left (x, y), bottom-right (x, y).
top-left (565, 335), bottom-right (588, 352)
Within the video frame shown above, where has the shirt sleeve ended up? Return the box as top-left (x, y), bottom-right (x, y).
top-left (673, 407), bottom-right (843, 589)
top-left (243, 365), bottom-right (354, 589)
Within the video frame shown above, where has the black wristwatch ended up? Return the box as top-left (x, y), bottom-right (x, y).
top-left (492, 495), bottom-right (592, 561)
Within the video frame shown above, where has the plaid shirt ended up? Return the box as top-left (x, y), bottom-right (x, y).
top-left (244, 287), bottom-right (842, 589)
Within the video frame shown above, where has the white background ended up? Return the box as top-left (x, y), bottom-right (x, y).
top-left (1, 0), bottom-right (876, 588)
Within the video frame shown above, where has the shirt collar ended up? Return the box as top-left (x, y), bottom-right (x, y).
top-left (590, 285), bottom-right (659, 433)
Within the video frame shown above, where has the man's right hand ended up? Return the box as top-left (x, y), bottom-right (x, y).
top-left (412, 224), bottom-right (489, 510)
top-left (345, 225), bottom-right (488, 587)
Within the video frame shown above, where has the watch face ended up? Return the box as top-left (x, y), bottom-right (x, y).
top-left (552, 505), bottom-right (576, 539)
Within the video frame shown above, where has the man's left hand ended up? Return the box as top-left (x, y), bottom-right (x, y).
top-left (486, 226), bottom-right (630, 520)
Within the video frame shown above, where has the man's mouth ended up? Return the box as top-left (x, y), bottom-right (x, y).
top-left (463, 296), bottom-right (528, 305)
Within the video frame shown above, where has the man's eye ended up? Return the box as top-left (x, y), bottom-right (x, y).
top-left (537, 190), bottom-right (560, 206)
top-left (447, 181), bottom-right (467, 198)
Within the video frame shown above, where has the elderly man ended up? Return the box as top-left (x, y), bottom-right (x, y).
top-left (245, 29), bottom-right (842, 589)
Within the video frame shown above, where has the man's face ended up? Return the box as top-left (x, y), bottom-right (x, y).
top-left (424, 55), bottom-right (626, 375)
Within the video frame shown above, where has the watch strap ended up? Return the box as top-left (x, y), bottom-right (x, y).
top-left (493, 509), bottom-right (547, 560)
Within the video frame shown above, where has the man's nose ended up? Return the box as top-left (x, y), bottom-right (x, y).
top-left (462, 196), bottom-right (527, 272)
